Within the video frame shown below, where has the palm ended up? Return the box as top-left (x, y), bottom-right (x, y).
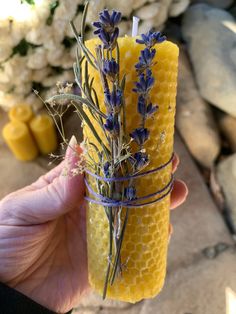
top-left (0, 195), bottom-right (88, 313)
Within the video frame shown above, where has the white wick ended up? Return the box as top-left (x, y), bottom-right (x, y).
top-left (132, 16), bottom-right (140, 37)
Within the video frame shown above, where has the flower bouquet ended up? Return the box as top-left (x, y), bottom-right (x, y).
top-left (47, 2), bottom-right (179, 303)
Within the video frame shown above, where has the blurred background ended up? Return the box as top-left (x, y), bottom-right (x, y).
top-left (0, 0), bottom-right (236, 313)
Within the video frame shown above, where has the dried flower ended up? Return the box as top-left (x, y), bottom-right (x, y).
top-left (133, 70), bottom-right (154, 94)
top-left (124, 186), bottom-right (136, 200)
top-left (132, 151), bottom-right (149, 170)
top-left (103, 58), bottom-right (119, 81)
top-left (136, 30), bottom-right (166, 48)
top-left (138, 95), bottom-right (158, 118)
top-left (93, 9), bottom-right (121, 34)
top-left (93, 9), bottom-right (121, 49)
top-left (130, 127), bottom-right (149, 146)
top-left (104, 113), bottom-right (120, 134)
top-left (103, 161), bottom-right (111, 177)
top-left (104, 88), bottom-right (122, 110)
top-left (135, 48), bottom-right (156, 72)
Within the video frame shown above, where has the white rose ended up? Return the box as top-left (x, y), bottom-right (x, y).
top-left (31, 67), bottom-right (52, 82)
top-left (42, 70), bottom-right (74, 87)
top-left (47, 44), bottom-right (65, 67)
top-left (5, 55), bottom-right (32, 84)
top-left (27, 47), bottom-right (48, 70)
top-left (0, 91), bottom-right (24, 110)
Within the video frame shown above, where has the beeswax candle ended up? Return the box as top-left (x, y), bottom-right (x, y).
top-left (2, 121), bottom-right (38, 161)
top-left (9, 104), bottom-right (34, 124)
top-left (29, 114), bottom-right (57, 155)
top-left (84, 37), bottom-right (178, 302)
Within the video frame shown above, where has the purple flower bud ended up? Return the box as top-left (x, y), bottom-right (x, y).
top-left (130, 127), bottom-right (149, 145)
top-left (132, 151), bottom-right (149, 170)
top-left (124, 186), bottom-right (136, 200)
top-left (136, 30), bottom-right (166, 48)
top-left (133, 71), bottom-right (155, 94)
top-left (104, 88), bottom-right (122, 110)
top-left (135, 48), bottom-right (156, 72)
top-left (103, 161), bottom-right (110, 177)
top-left (104, 113), bottom-right (120, 135)
top-left (103, 58), bottom-right (119, 81)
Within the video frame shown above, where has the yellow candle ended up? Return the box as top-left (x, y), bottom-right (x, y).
top-left (9, 104), bottom-right (34, 124)
top-left (2, 121), bottom-right (38, 161)
top-left (29, 114), bottom-right (57, 155)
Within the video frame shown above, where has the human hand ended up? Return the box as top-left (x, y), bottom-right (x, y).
top-left (0, 136), bottom-right (187, 313)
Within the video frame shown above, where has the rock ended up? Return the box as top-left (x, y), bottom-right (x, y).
top-left (182, 4), bottom-right (236, 117)
top-left (105, 0), bottom-right (133, 17)
top-left (217, 112), bottom-right (236, 152)
top-left (132, 0), bottom-right (147, 10)
top-left (191, 0), bottom-right (234, 9)
top-left (169, 0), bottom-right (190, 17)
top-left (176, 48), bottom-right (221, 168)
top-left (140, 253), bottom-right (236, 314)
top-left (135, 3), bottom-right (161, 20)
top-left (217, 153), bottom-right (236, 232)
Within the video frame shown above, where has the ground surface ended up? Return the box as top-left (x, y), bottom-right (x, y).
top-left (0, 112), bottom-right (235, 314)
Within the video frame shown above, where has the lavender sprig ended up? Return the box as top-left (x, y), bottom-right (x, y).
top-left (131, 30), bottom-right (166, 171)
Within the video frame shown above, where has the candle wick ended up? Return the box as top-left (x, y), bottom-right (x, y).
top-left (132, 16), bottom-right (140, 37)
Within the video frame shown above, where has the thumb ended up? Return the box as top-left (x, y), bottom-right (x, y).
top-left (1, 136), bottom-right (85, 225)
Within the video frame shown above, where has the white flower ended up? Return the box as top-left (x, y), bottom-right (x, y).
top-left (4, 55), bottom-right (32, 84)
top-left (0, 44), bottom-right (12, 63)
top-left (31, 67), bottom-right (52, 82)
top-left (42, 70), bottom-right (74, 87)
top-left (46, 44), bottom-right (65, 67)
top-left (0, 91), bottom-right (24, 110)
top-left (27, 47), bottom-right (48, 69)
top-left (14, 82), bottom-right (32, 95)
top-left (54, 0), bottom-right (78, 21)
top-left (25, 92), bottom-right (43, 111)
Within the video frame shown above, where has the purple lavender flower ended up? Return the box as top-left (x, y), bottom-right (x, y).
top-left (137, 95), bottom-right (158, 118)
top-left (93, 9), bottom-right (121, 33)
top-left (93, 9), bottom-right (121, 49)
top-left (132, 151), bottom-right (149, 170)
top-left (103, 161), bottom-right (111, 177)
top-left (124, 186), bottom-right (136, 200)
top-left (104, 113), bottom-right (120, 134)
top-left (98, 27), bottom-right (119, 49)
top-left (136, 30), bottom-right (166, 48)
top-left (135, 48), bottom-right (156, 72)
top-left (103, 58), bottom-right (119, 81)
top-left (133, 70), bottom-right (155, 94)
top-left (130, 127), bottom-right (149, 145)
top-left (104, 88), bottom-right (122, 110)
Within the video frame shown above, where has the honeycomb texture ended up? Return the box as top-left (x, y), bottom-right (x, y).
top-left (83, 37), bottom-right (179, 303)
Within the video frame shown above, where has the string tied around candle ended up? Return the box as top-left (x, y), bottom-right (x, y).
top-left (84, 152), bottom-right (174, 208)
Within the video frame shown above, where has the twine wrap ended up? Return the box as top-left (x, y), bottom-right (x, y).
top-left (84, 152), bottom-right (174, 208)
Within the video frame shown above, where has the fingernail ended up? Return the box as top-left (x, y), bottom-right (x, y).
top-left (66, 135), bottom-right (78, 159)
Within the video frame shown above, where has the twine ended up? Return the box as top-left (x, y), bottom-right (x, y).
top-left (84, 152), bottom-right (174, 208)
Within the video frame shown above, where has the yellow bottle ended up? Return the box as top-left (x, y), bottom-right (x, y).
top-left (29, 114), bottom-right (57, 155)
top-left (9, 104), bottom-right (34, 124)
top-left (84, 37), bottom-right (179, 302)
top-left (2, 121), bottom-right (38, 161)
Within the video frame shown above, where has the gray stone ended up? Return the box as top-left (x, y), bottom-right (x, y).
top-left (169, 0), bottom-right (190, 17)
top-left (182, 4), bottom-right (236, 117)
top-left (217, 112), bottom-right (236, 152)
top-left (217, 153), bottom-right (236, 232)
top-left (176, 48), bottom-right (221, 168)
top-left (191, 0), bottom-right (234, 9)
top-left (168, 134), bottom-right (233, 271)
top-left (140, 252), bottom-right (236, 314)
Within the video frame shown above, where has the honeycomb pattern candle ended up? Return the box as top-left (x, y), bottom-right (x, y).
top-left (29, 114), bottom-right (57, 155)
top-left (2, 121), bottom-right (38, 161)
top-left (47, 6), bottom-right (179, 304)
top-left (9, 104), bottom-right (34, 124)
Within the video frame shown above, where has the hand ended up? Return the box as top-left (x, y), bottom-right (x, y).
top-left (0, 136), bottom-right (187, 313)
